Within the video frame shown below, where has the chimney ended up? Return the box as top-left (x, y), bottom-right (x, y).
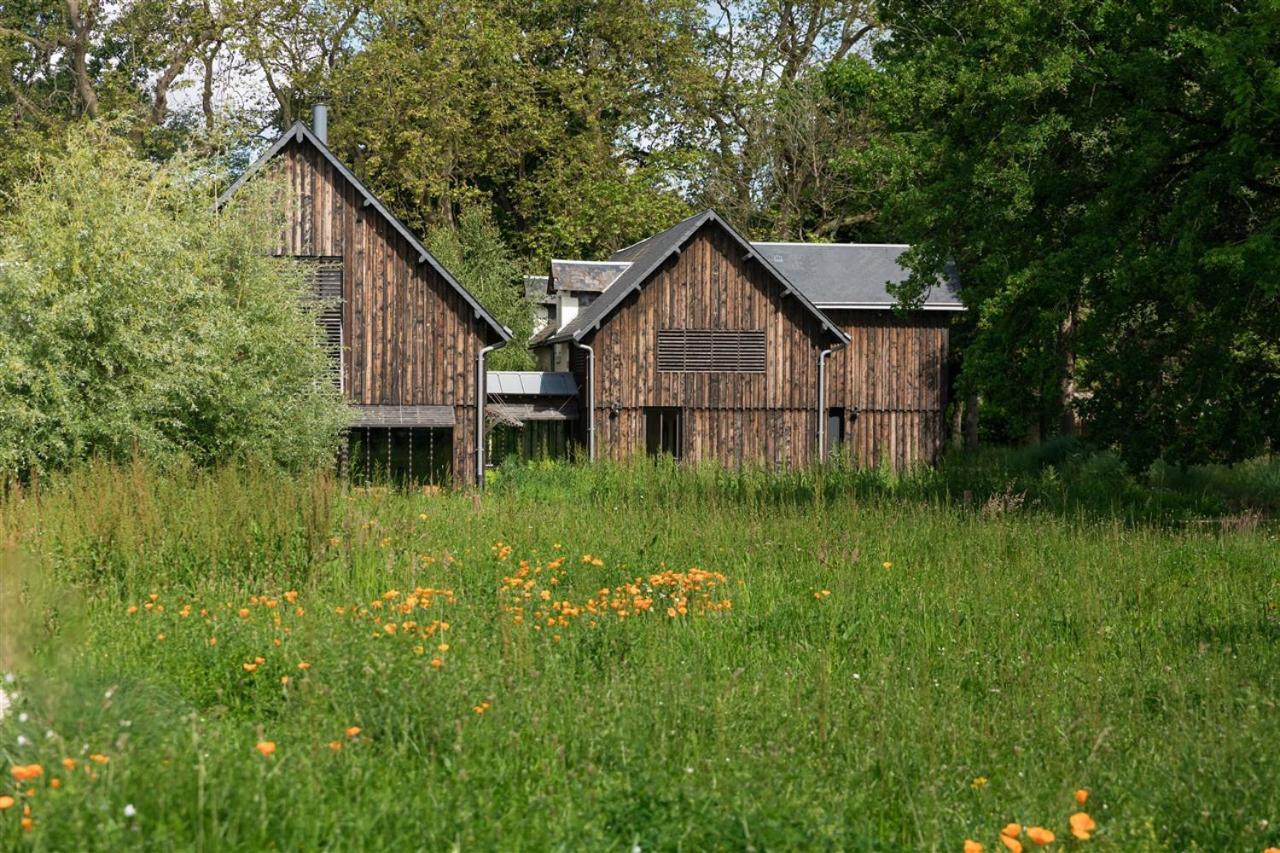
top-left (312, 104), bottom-right (328, 144)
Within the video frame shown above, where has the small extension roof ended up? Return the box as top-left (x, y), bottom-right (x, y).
top-left (217, 121), bottom-right (511, 342)
top-left (549, 260), bottom-right (631, 294)
top-left (541, 210), bottom-right (849, 346)
top-left (486, 371), bottom-right (578, 397)
top-left (754, 242), bottom-right (963, 310)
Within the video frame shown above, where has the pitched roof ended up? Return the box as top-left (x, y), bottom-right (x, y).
top-left (752, 242), bottom-right (963, 310)
top-left (540, 210), bottom-right (849, 346)
top-left (217, 121), bottom-right (511, 342)
top-left (549, 260), bottom-right (631, 294)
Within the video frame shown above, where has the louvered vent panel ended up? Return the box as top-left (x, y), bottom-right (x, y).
top-left (657, 329), bottom-right (766, 373)
top-left (296, 256), bottom-right (344, 390)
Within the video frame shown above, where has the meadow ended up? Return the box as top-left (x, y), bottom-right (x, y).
top-left (0, 454), bottom-right (1277, 851)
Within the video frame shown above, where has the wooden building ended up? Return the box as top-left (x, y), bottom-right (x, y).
top-left (531, 211), bottom-right (963, 470)
top-left (218, 108), bottom-right (511, 486)
top-left (533, 210), bottom-right (850, 468)
top-left (757, 242), bottom-right (963, 468)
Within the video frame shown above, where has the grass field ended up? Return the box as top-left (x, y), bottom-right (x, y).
top-left (0, 456), bottom-right (1277, 850)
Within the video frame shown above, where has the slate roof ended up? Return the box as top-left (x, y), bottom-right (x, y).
top-left (549, 260), bottom-right (631, 294)
top-left (540, 210), bottom-right (849, 346)
top-left (217, 121), bottom-right (511, 342)
top-left (486, 371), bottom-right (578, 397)
top-left (753, 243), bottom-right (963, 310)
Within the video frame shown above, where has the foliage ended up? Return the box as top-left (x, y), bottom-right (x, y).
top-left (0, 460), bottom-right (1277, 848)
top-left (859, 0), bottom-right (1280, 465)
top-left (0, 126), bottom-right (349, 477)
top-left (425, 205), bottom-right (534, 370)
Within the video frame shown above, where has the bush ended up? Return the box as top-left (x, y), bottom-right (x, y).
top-left (0, 125), bottom-right (349, 476)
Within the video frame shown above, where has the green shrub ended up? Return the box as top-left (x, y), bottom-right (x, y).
top-left (0, 125), bottom-right (348, 477)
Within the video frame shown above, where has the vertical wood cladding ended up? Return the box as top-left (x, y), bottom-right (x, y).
top-left (275, 140), bottom-right (488, 484)
top-left (824, 310), bottom-right (952, 469)
top-left (580, 222), bottom-right (829, 468)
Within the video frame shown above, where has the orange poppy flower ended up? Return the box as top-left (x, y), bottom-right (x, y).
top-left (964, 840), bottom-right (984, 853)
top-left (297, 661), bottom-right (311, 671)
top-left (49, 778), bottom-right (60, 790)
top-left (1026, 827), bottom-right (1054, 845)
top-left (255, 741), bottom-right (276, 757)
top-left (1069, 812), bottom-right (1096, 841)
top-left (430, 658), bottom-right (443, 668)
top-left (345, 726), bottom-right (361, 738)
top-left (89, 754), bottom-right (109, 764)
top-left (242, 662), bottom-right (258, 672)
top-left (0, 796), bottom-right (13, 810)
top-left (21, 817), bottom-right (32, 832)
top-left (1000, 824), bottom-right (1021, 839)
top-left (328, 741), bottom-right (342, 751)
top-left (1075, 788), bottom-right (1088, 806)
top-left (999, 836), bottom-right (1022, 853)
top-left (10, 764), bottom-right (43, 782)
top-left (238, 608), bottom-right (250, 618)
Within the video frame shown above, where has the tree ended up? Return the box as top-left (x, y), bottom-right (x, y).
top-left (0, 126), bottom-right (349, 476)
top-left (864, 0), bottom-right (1280, 465)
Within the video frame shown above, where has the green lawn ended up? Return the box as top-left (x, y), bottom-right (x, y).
top-left (0, 460), bottom-right (1277, 850)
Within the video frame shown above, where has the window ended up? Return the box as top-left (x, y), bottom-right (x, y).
top-left (657, 329), bottom-right (765, 373)
top-left (296, 256), bottom-right (343, 391)
top-left (827, 408), bottom-right (846, 457)
top-left (645, 407), bottom-right (683, 460)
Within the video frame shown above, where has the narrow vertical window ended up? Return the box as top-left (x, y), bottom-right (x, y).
top-left (644, 407), bottom-right (683, 460)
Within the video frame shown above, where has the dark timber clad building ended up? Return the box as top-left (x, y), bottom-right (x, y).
top-left (218, 109), bottom-right (511, 486)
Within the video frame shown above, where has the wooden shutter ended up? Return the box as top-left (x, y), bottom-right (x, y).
top-left (297, 256), bottom-right (344, 391)
top-left (656, 329), bottom-right (766, 373)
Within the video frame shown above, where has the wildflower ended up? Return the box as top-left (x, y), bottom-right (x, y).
top-left (0, 796), bottom-right (13, 810)
top-left (61, 758), bottom-right (76, 771)
top-left (255, 741), bottom-right (276, 757)
top-left (127, 605), bottom-right (138, 615)
top-left (999, 836), bottom-right (1022, 853)
top-left (1025, 827), bottom-right (1054, 845)
top-left (242, 663), bottom-right (258, 673)
top-left (238, 608), bottom-right (250, 619)
top-left (89, 754), bottom-right (109, 764)
top-left (21, 817), bottom-right (32, 832)
top-left (971, 776), bottom-right (988, 790)
top-left (208, 637), bottom-right (217, 646)
top-left (419, 513), bottom-right (428, 521)
top-left (1000, 824), bottom-right (1021, 839)
top-left (50, 778), bottom-right (60, 790)
top-left (345, 726), bottom-right (361, 738)
top-left (882, 561), bottom-right (892, 570)
top-left (328, 741), bottom-right (342, 751)
top-left (413, 645), bottom-right (425, 656)
top-left (1069, 812), bottom-right (1096, 841)
top-left (123, 804), bottom-right (136, 818)
top-left (430, 658), bottom-right (443, 668)
top-left (965, 842), bottom-right (984, 853)
top-left (10, 764), bottom-right (43, 781)
top-left (280, 675), bottom-right (290, 686)
top-left (437, 643), bottom-right (449, 653)
top-left (284, 590), bottom-right (298, 604)
top-left (1074, 788), bottom-right (1088, 806)
top-left (297, 662), bottom-right (311, 671)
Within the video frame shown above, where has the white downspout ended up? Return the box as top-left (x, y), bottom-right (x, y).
top-left (573, 340), bottom-right (595, 460)
top-left (817, 346), bottom-right (834, 464)
top-left (476, 342), bottom-right (502, 488)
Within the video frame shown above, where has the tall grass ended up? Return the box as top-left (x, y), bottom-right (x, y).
top-left (0, 457), bottom-right (1277, 850)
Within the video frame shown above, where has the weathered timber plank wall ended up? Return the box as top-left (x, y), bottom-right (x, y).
top-left (275, 140), bottom-right (488, 483)
top-left (580, 223), bottom-right (829, 468)
top-left (824, 310), bottom-right (951, 469)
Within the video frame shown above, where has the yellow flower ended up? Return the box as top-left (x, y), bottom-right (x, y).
top-left (297, 661), bottom-right (311, 671)
top-left (882, 561), bottom-right (892, 570)
top-left (971, 776), bottom-right (988, 789)
top-left (156, 633), bottom-right (166, 641)
top-left (242, 662), bottom-right (258, 672)
top-left (437, 643), bottom-right (449, 653)
top-left (1025, 827), bottom-right (1054, 846)
top-left (280, 675), bottom-right (290, 686)
top-left (255, 741), bottom-right (276, 757)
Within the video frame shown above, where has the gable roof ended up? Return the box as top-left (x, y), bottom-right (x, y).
top-left (217, 121), bottom-right (511, 343)
top-left (754, 242), bottom-right (963, 310)
top-left (540, 210), bottom-right (849, 346)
